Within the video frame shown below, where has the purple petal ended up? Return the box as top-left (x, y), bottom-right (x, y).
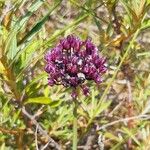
top-left (48, 78), bottom-right (55, 86)
top-left (71, 90), bottom-right (77, 99)
top-left (81, 85), bottom-right (89, 96)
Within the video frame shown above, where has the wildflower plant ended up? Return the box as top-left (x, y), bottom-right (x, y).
top-left (44, 35), bottom-right (107, 149)
top-left (0, 0), bottom-right (150, 149)
top-left (45, 35), bottom-right (107, 98)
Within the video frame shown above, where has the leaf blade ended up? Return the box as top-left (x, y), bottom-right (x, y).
top-left (24, 97), bottom-right (52, 105)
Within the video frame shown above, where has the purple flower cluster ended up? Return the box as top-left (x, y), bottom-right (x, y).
top-left (45, 35), bottom-right (107, 98)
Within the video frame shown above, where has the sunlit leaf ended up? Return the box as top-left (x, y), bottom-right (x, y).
top-left (141, 19), bottom-right (150, 30)
top-left (5, 31), bottom-right (17, 60)
top-left (49, 100), bottom-right (62, 108)
top-left (19, 0), bottom-right (61, 44)
top-left (24, 97), bottom-right (52, 105)
top-left (105, 132), bottom-right (121, 142)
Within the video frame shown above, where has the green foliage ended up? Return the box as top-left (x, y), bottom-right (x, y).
top-left (0, 0), bottom-right (150, 149)
top-left (24, 97), bottom-right (52, 105)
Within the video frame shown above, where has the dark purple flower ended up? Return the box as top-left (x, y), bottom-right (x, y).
top-left (48, 78), bottom-right (55, 86)
top-left (71, 90), bottom-right (78, 99)
top-left (44, 35), bottom-right (107, 98)
top-left (81, 85), bottom-right (90, 96)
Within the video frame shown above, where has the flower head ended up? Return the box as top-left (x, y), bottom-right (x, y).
top-left (45, 35), bottom-right (107, 98)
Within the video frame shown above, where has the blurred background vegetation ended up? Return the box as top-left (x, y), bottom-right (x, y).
top-left (0, 0), bottom-right (150, 149)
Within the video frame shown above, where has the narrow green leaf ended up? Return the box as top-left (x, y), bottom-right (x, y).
top-left (94, 100), bottom-right (112, 117)
top-left (141, 19), bottom-right (150, 30)
top-left (20, 40), bottom-right (43, 68)
top-left (10, 39), bottom-right (42, 68)
top-left (18, 0), bottom-right (62, 44)
top-left (121, 0), bottom-right (138, 20)
top-left (136, 52), bottom-right (150, 57)
top-left (28, 0), bottom-right (43, 12)
top-left (105, 132), bottom-right (121, 142)
top-left (11, 109), bottom-right (21, 126)
top-left (122, 127), bottom-right (141, 146)
top-left (14, 0), bottom-right (44, 31)
top-left (49, 100), bottom-right (62, 108)
top-left (24, 97), bottom-right (52, 105)
top-left (6, 31), bottom-right (17, 60)
top-left (4, 0), bottom-right (44, 58)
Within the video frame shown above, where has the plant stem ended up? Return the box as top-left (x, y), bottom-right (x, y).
top-left (73, 100), bottom-right (78, 150)
top-left (1, 56), bottom-right (21, 101)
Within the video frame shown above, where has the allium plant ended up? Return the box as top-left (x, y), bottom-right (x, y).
top-left (45, 35), bottom-right (107, 98)
top-left (45, 35), bottom-right (106, 150)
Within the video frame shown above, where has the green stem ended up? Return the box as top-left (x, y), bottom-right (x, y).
top-left (80, 13), bottom-right (147, 140)
top-left (73, 100), bottom-right (78, 150)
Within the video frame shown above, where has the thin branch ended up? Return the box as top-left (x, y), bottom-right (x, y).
top-left (126, 80), bottom-right (133, 149)
top-left (0, 126), bottom-right (18, 135)
top-left (108, 100), bottom-right (125, 117)
top-left (98, 134), bottom-right (105, 150)
top-left (127, 80), bottom-right (132, 103)
top-left (22, 107), bottom-right (61, 150)
top-left (41, 141), bottom-right (51, 150)
top-left (33, 106), bottom-right (45, 119)
top-left (97, 114), bottom-right (149, 131)
top-left (35, 124), bottom-right (39, 150)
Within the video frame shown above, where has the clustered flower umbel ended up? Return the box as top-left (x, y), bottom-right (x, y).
top-left (45, 35), bottom-right (107, 99)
